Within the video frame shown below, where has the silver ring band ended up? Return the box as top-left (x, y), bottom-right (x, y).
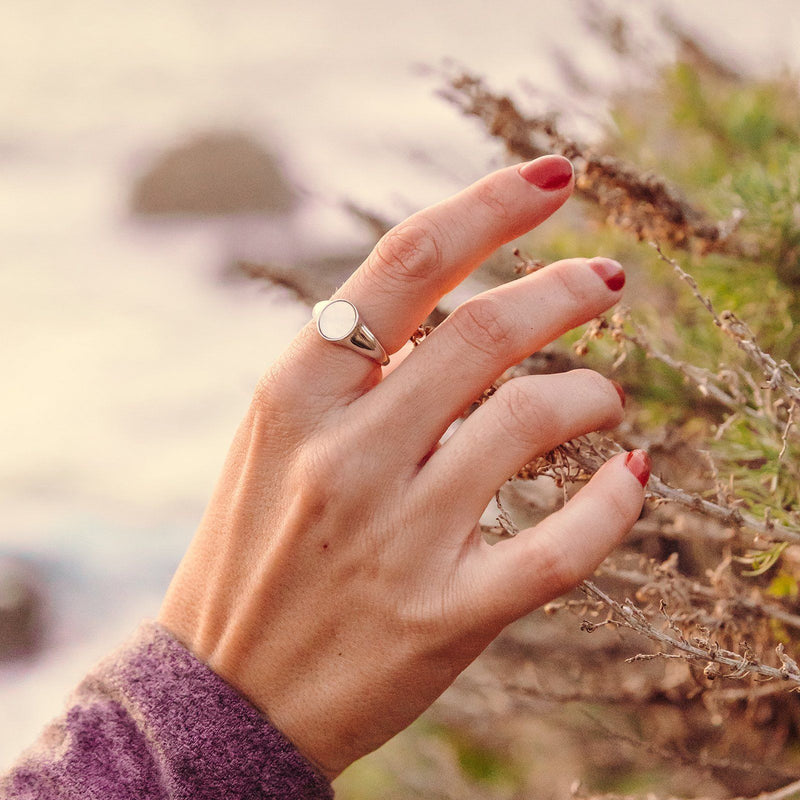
top-left (313, 299), bottom-right (389, 366)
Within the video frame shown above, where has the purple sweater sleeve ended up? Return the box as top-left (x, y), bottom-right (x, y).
top-left (1, 622), bottom-right (334, 800)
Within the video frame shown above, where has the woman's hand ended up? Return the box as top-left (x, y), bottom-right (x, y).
top-left (158, 156), bottom-right (649, 779)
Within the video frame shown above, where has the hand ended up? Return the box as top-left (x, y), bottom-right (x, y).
top-left (158, 156), bottom-right (649, 779)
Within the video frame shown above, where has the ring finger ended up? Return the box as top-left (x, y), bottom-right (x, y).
top-left (419, 369), bottom-right (626, 525)
top-left (359, 256), bottom-right (626, 464)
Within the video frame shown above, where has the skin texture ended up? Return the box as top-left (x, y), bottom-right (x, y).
top-left (158, 156), bottom-right (648, 779)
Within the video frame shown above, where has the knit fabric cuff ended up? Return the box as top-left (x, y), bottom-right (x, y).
top-left (99, 621), bottom-right (334, 799)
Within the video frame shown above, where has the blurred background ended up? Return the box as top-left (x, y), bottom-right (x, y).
top-left (2, 0), bottom-right (800, 796)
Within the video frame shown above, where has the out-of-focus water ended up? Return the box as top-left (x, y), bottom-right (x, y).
top-left (0, 0), bottom-right (796, 771)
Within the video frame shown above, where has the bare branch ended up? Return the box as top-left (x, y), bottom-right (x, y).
top-left (647, 473), bottom-right (800, 546)
top-left (520, 434), bottom-right (800, 546)
top-left (600, 565), bottom-right (800, 634)
top-left (581, 581), bottom-right (800, 686)
top-left (530, 436), bottom-right (800, 546)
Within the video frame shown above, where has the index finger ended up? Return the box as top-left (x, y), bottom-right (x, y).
top-left (281, 156), bottom-right (575, 400)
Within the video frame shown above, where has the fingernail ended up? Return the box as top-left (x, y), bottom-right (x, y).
top-left (625, 449), bottom-right (651, 487)
top-left (519, 155), bottom-right (573, 191)
top-left (611, 380), bottom-right (626, 408)
top-left (589, 257), bottom-right (625, 292)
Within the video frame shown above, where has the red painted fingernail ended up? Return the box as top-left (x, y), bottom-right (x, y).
top-left (519, 155), bottom-right (573, 191)
top-left (625, 450), bottom-right (651, 487)
top-left (589, 257), bottom-right (625, 292)
top-left (611, 380), bottom-right (626, 408)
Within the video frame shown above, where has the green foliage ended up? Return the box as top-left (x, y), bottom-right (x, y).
top-left (453, 738), bottom-right (511, 785)
top-left (588, 764), bottom-right (669, 796)
top-left (735, 542), bottom-right (789, 577)
top-left (729, 155), bottom-right (800, 286)
top-left (767, 572), bottom-right (799, 599)
top-left (604, 63), bottom-right (800, 584)
top-left (523, 60), bottom-right (800, 449)
top-left (604, 57), bottom-right (800, 291)
top-left (527, 56), bottom-right (800, 588)
top-left (711, 413), bottom-right (800, 533)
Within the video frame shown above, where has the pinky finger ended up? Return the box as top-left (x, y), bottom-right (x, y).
top-left (474, 450), bottom-right (650, 626)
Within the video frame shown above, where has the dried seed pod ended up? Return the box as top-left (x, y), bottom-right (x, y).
top-left (704, 661), bottom-right (722, 680)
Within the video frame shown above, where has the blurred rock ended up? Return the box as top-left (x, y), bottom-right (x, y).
top-left (0, 556), bottom-right (45, 661)
top-left (131, 131), bottom-right (297, 217)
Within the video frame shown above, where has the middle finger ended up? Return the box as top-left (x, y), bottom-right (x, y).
top-left (358, 256), bottom-right (626, 464)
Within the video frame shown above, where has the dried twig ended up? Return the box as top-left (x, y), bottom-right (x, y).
top-left (235, 260), bottom-right (337, 306)
top-left (652, 243), bottom-right (800, 409)
top-left (583, 711), bottom-right (797, 782)
top-left (596, 306), bottom-right (755, 417)
top-left (581, 581), bottom-right (800, 686)
top-left (522, 436), bottom-right (800, 546)
top-left (600, 565), bottom-right (800, 634)
top-left (577, 777), bottom-right (800, 800)
top-left (440, 71), bottom-right (756, 258)
top-left (647, 473), bottom-right (800, 546)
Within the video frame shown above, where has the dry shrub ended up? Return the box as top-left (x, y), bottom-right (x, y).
top-left (248, 10), bottom-right (800, 799)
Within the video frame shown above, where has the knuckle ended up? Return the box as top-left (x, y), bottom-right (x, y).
top-left (577, 368), bottom-right (613, 399)
top-left (572, 368), bottom-right (625, 424)
top-left (551, 265), bottom-right (591, 309)
top-left (474, 179), bottom-right (512, 219)
top-left (605, 487), bottom-right (634, 529)
top-left (450, 294), bottom-right (515, 358)
top-left (288, 425), bottom-right (387, 526)
top-left (395, 598), bottom-right (442, 642)
top-left (532, 539), bottom-right (580, 597)
top-left (368, 217), bottom-right (443, 287)
top-left (289, 465), bottom-right (335, 519)
top-left (316, 420), bottom-right (389, 488)
top-left (291, 432), bottom-right (351, 498)
top-left (493, 378), bottom-right (550, 440)
top-left (284, 447), bottom-right (344, 533)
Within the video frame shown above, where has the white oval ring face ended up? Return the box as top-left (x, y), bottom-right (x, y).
top-left (316, 299), bottom-right (358, 341)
